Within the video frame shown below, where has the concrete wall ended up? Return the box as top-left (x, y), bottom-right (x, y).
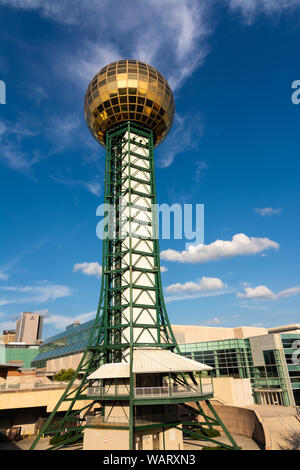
top-left (0, 386), bottom-right (91, 412)
top-left (84, 428), bottom-right (130, 450)
top-left (46, 352), bottom-right (83, 374)
top-left (172, 325), bottom-right (267, 344)
top-left (4, 371), bottom-right (53, 387)
top-left (212, 377), bottom-right (254, 407)
top-left (201, 401), bottom-right (266, 449)
top-left (83, 425), bottom-right (183, 450)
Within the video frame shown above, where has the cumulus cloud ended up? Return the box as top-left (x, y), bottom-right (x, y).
top-left (237, 284), bottom-right (300, 300)
top-left (253, 207), bottom-right (282, 217)
top-left (237, 285), bottom-right (276, 300)
top-left (165, 276), bottom-right (230, 302)
top-left (161, 233), bottom-right (279, 264)
top-left (73, 262), bottom-right (102, 277)
top-left (160, 266), bottom-right (168, 273)
top-left (166, 276), bottom-right (226, 294)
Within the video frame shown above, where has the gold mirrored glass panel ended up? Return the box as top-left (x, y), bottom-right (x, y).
top-left (84, 59), bottom-right (175, 147)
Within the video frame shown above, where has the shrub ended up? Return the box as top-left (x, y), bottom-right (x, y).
top-left (49, 431), bottom-right (82, 446)
top-left (185, 427), bottom-right (221, 439)
top-left (202, 446), bottom-right (228, 450)
top-left (53, 369), bottom-right (75, 382)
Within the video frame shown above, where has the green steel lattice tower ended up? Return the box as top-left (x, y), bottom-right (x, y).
top-left (30, 60), bottom-right (240, 451)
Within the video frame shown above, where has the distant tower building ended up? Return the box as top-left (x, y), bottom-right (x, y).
top-left (15, 312), bottom-right (43, 344)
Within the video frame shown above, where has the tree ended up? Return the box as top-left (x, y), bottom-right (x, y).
top-left (53, 369), bottom-right (75, 382)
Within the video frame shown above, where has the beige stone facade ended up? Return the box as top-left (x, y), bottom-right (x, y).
top-left (172, 324), bottom-right (268, 344)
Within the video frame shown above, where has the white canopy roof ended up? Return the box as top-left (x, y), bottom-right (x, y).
top-left (133, 348), bottom-right (212, 373)
top-left (87, 348), bottom-right (212, 380)
top-left (87, 362), bottom-right (129, 380)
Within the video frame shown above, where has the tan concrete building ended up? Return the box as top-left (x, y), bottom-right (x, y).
top-left (172, 324), bottom-right (268, 344)
top-left (15, 312), bottom-right (43, 344)
top-left (0, 330), bottom-right (16, 344)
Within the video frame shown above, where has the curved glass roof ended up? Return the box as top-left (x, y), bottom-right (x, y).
top-left (32, 319), bottom-right (97, 365)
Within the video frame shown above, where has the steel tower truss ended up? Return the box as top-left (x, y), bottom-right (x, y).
top-left (30, 122), bottom-right (240, 450)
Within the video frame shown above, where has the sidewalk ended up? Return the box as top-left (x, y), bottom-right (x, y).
top-left (245, 404), bottom-right (300, 450)
top-left (183, 432), bottom-right (261, 450)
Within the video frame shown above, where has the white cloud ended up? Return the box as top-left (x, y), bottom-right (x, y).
top-left (0, 282), bottom-right (73, 304)
top-left (0, 121), bottom-right (6, 140)
top-left (0, 300), bottom-right (14, 306)
top-left (0, 117), bottom-right (48, 176)
top-left (0, 312), bottom-right (18, 334)
top-left (194, 160), bottom-right (208, 183)
top-left (0, 0), bottom-right (214, 92)
top-left (0, 271), bottom-right (9, 281)
top-left (156, 113), bottom-right (204, 168)
top-left (207, 317), bottom-right (221, 325)
top-left (237, 285), bottom-right (276, 300)
top-left (73, 262), bottom-right (102, 277)
top-left (165, 276), bottom-right (230, 302)
top-left (237, 284), bottom-right (300, 300)
top-left (62, 42), bottom-right (120, 87)
top-left (161, 233), bottom-right (279, 263)
top-left (51, 175), bottom-right (101, 197)
top-left (43, 310), bottom-right (96, 331)
top-left (253, 207), bottom-right (282, 217)
top-left (227, 0), bottom-right (300, 24)
top-left (84, 182), bottom-right (101, 197)
top-left (279, 286), bottom-right (300, 298)
top-left (166, 276), bottom-right (226, 294)
top-left (160, 266), bottom-right (168, 273)
top-left (1, 0), bottom-right (300, 94)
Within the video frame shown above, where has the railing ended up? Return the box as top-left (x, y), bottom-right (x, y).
top-left (86, 411), bottom-right (192, 427)
top-left (86, 415), bottom-right (129, 426)
top-left (0, 381), bottom-right (213, 397)
top-left (87, 385), bottom-right (130, 396)
top-left (134, 384), bottom-right (213, 399)
top-left (135, 412), bottom-right (191, 425)
top-left (87, 383), bottom-right (213, 399)
top-left (0, 381), bottom-right (81, 391)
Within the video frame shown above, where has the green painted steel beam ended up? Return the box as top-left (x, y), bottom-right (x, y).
top-left (30, 121), bottom-right (238, 452)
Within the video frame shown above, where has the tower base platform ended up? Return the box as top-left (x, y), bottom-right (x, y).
top-left (83, 424), bottom-right (183, 450)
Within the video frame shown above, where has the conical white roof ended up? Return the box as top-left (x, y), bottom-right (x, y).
top-left (87, 347), bottom-right (212, 379)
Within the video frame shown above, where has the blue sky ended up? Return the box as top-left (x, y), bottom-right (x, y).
top-left (0, 0), bottom-right (300, 339)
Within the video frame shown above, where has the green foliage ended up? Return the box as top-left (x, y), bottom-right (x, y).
top-left (197, 428), bottom-right (221, 438)
top-left (184, 426), bottom-right (221, 439)
top-left (53, 368), bottom-right (75, 382)
top-left (49, 431), bottom-right (82, 446)
top-left (202, 446), bottom-right (228, 450)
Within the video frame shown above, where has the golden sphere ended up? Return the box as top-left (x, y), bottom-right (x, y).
top-left (84, 59), bottom-right (175, 147)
